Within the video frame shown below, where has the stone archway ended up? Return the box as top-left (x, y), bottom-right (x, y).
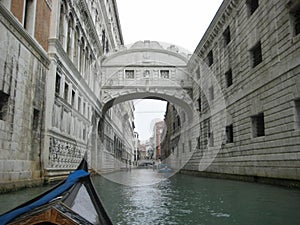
top-left (99, 40), bottom-right (194, 118)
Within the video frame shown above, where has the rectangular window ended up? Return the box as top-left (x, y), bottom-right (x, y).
top-left (207, 50), bottom-right (213, 67)
top-left (55, 73), bottom-right (61, 95)
top-left (160, 70), bottom-right (169, 79)
top-left (125, 70), bottom-right (134, 79)
top-left (32, 108), bottom-right (39, 130)
top-left (71, 90), bottom-right (75, 107)
top-left (196, 137), bottom-right (200, 149)
top-left (252, 113), bottom-right (265, 137)
top-left (247, 0), bottom-right (259, 16)
top-left (64, 83), bottom-right (69, 101)
top-left (172, 122), bottom-right (176, 134)
top-left (83, 127), bottom-right (86, 140)
top-left (177, 115), bottom-right (181, 127)
top-left (196, 66), bottom-right (200, 80)
top-left (83, 102), bottom-right (86, 116)
top-left (189, 140), bottom-right (192, 152)
top-left (223, 26), bottom-right (231, 46)
top-left (225, 69), bottom-right (233, 87)
top-left (209, 86), bottom-right (214, 101)
top-left (291, 5), bottom-right (300, 36)
top-left (182, 143), bottom-right (185, 153)
top-left (226, 124), bottom-right (234, 143)
top-left (295, 100), bottom-right (300, 129)
top-left (0, 91), bottom-right (9, 121)
top-left (143, 70), bottom-right (150, 78)
top-left (208, 132), bottom-right (214, 147)
top-left (24, 0), bottom-right (35, 34)
top-left (250, 42), bottom-right (262, 68)
top-left (78, 97), bottom-right (81, 112)
top-left (207, 119), bottom-right (214, 147)
top-left (197, 97), bottom-right (201, 111)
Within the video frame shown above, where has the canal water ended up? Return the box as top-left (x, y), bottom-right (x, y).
top-left (0, 169), bottom-right (300, 225)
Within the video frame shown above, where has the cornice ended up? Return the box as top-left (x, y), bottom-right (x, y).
top-left (189, 0), bottom-right (239, 66)
top-left (0, 3), bottom-right (50, 68)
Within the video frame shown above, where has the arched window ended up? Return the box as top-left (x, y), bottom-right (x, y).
top-left (73, 26), bottom-right (80, 67)
top-left (59, 1), bottom-right (67, 45)
top-left (66, 13), bottom-right (74, 58)
top-left (102, 29), bottom-right (106, 52)
top-left (84, 47), bottom-right (89, 78)
top-left (80, 37), bottom-right (85, 74)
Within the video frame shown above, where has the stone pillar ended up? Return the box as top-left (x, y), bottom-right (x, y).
top-left (43, 60), bottom-right (58, 172)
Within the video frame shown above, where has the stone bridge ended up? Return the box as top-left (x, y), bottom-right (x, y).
top-left (99, 40), bottom-right (194, 120)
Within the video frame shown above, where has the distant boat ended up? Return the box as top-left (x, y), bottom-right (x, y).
top-left (0, 155), bottom-right (113, 225)
top-left (157, 164), bottom-right (172, 173)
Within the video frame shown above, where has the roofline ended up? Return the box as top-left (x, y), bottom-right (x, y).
top-left (102, 48), bottom-right (189, 65)
top-left (188, 0), bottom-right (230, 66)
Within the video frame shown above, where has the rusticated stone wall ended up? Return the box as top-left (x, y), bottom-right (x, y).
top-left (184, 0), bottom-right (300, 185)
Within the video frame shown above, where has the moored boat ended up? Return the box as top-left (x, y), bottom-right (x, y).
top-left (0, 155), bottom-right (113, 225)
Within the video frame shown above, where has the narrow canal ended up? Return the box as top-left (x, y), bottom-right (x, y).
top-left (1, 169), bottom-right (300, 225)
top-left (94, 169), bottom-right (300, 225)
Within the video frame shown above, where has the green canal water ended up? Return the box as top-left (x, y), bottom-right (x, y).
top-left (1, 169), bottom-right (300, 225)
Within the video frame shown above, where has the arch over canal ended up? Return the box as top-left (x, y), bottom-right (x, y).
top-left (99, 40), bottom-right (195, 120)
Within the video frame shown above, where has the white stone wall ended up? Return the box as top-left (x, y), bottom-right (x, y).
top-left (0, 3), bottom-right (50, 190)
top-left (186, 0), bottom-right (300, 181)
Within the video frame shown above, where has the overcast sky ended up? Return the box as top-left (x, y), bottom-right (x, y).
top-left (116, 0), bottom-right (223, 141)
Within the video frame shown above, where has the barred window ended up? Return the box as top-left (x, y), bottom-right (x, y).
top-left (247, 0), bottom-right (259, 16)
top-left (196, 67), bottom-right (200, 80)
top-left (295, 100), bottom-right (300, 130)
top-left (291, 5), bottom-right (300, 36)
top-left (223, 26), bottom-right (231, 46)
top-left (160, 70), bottom-right (170, 79)
top-left (197, 97), bottom-right (201, 111)
top-left (0, 91), bottom-right (9, 121)
top-left (226, 124), bottom-right (234, 143)
top-left (225, 69), bottom-right (233, 87)
top-left (209, 86), bottom-right (214, 101)
top-left (143, 70), bottom-right (150, 78)
top-left (32, 108), bottom-right (39, 131)
top-left (125, 70), bottom-right (135, 79)
top-left (207, 119), bottom-right (214, 147)
top-left (196, 137), bottom-right (200, 149)
top-left (252, 113), bottom-right (265, 137)
top-left (207, 50), bottom-right (213, 67)
top-left (250, 42), bottom-right (262, 68)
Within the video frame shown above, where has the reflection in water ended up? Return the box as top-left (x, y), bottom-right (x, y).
top-left (94, 169), bottom-right (300, 225)
top-left (100, 168), bottom-right (171, 186)
top-left (1, 169), bottom-right (300, 225)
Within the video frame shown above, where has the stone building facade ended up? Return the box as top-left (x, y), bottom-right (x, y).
top-left (181, 0), bottom-right (300, 185)
top-left (0, 0), bottom-right (51, 191)
top-left (0, 0), bottom-right (135, 191)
